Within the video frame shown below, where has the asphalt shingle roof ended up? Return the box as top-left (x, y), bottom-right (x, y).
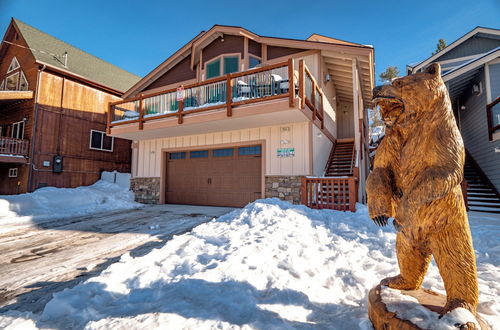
top-left (13, 18), bottom-right (140, 93)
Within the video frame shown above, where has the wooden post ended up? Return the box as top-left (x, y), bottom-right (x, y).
top-left (288, 58), bottom-right (295, 108)
top-left (311, 84), bottom-right (316, 121)
top-left (320, 90), bottom-right (325, 129)
top-left (106, 103), bottom-right (112, 135)
top-left (178, 100), bottom-right (184, 124)
top-left (299, 60), bottom-right (305, 109)
top-left (300, 177), bottom-right (308, 206)
top-left (227, 75), bottom-right (233, 117)
top-left (348, 176), bottom-right (356, 212)
top-left (139, 95), bottom-right (144, 130)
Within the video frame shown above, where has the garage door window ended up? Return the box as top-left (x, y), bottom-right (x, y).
top-left (238, 146), bottom-right (261, 156)
top-left (169, 152), bottom-right (186, 160)
top-left (190, 150), bottom-right (208, 158)
top-left (213, 148), bottom-right (234, 157)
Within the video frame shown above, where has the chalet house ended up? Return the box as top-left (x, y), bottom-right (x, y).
top-left (407, 26), bottom-right (500, 213)
top-left (108, 25), bottom-right (374, 210)
top-left (0, 19), bottom-right (140, 195)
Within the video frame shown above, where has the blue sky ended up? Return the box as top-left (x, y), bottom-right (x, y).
top-left (1, 0), bottom-right (499, 84)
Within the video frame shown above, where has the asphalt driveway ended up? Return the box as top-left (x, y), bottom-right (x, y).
top-left (0, 204), bottom-right (234, 314)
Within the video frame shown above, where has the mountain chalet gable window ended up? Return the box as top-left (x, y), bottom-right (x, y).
top-left (206, 55), bottom-right (239, 79)
top-left (90, 130), bottom-right (114, 152)
top-left (7, 57), bottom-right (20, 73)
top-left (12, 121), bottom-right (24, 139)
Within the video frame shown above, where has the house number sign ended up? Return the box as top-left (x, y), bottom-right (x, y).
top-left (277, 148), bottom-right (295, 158)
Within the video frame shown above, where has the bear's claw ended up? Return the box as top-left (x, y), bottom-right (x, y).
top-left (372, 215), bottom-right (389, 227)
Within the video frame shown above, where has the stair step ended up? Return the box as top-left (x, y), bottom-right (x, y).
top-left (468, 202), bottom-right (500, 208)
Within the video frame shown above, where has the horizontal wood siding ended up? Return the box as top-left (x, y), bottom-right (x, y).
top-left (267, 46), bottom-right (307, 60)
top-left (460, 69), bottom-right (500, 192)
top-left (202, 35), bottom-right (244, 68)
top-left (489, 63), bottom-right (500, 98)
top-left (248, 39), bottom-right (261, 57)
top-left (134, 122), bottom-right (310, 178)
top-left (438, 37), bottom-right (500, 62)
top-left (144, 55), bottom-right (196, 92)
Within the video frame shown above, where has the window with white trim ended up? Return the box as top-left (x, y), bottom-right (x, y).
top-left (11, 121), bottom-right (24, 139)
top-left (19, 71), bottom-right (28, 91)
top-left (90, 130), bottom-right (114, 152)
top-left (7, 57), bottom-right (20, 73)
top-left (8, 168), bottom-right (18, 178)
top-left (0, 79), bottom-right (4, 91)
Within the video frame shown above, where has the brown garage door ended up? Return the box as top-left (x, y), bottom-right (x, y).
top-left (166, 145), bottom-right (262, 207)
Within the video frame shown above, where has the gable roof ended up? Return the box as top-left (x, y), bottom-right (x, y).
top-left (5, 18), bottom-right (140, 93)
top-left (123, 24), bottom-right (374, 99)
top-left (407, 26), bottom-right (500, 73)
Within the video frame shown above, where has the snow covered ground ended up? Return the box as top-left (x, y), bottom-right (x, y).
top-left (0, 199), bottom-right (498, 329)
top-left (0, 173), bottom-right (142, 233)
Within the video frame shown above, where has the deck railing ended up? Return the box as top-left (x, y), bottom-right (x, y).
top-left (108, 59), bottom-right (299, 131)
top-left (0, 136), bottom-right (29, 156)
top-left (107, 59), bottom-right (329, 132)
top-left (299, 61), bottom-right (324, 129)
top-left (487, 96), bottom-right (500, 141)
top-left (300, 175), bottom-right (357, 212)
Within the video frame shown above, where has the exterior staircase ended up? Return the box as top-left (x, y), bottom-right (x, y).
top-left (325, 140), bottom-right (355, 177)
top-left (464, 157), bottom-right (500, 214)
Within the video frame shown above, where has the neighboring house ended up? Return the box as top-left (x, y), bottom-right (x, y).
top-left (0, 18), bottom-right (140, 195)
top-left (407, 26), bottom-right (500, 213)
top-left (108, 25), bottom-right (374, 209)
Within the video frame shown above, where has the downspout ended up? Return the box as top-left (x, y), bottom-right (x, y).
top-left (27, 64), bottom-right (46, 192)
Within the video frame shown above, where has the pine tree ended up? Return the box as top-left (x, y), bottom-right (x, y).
top-left (379, 66), bottom-right (400, 83)
top-left (432, 39), bottom-right (447, 55)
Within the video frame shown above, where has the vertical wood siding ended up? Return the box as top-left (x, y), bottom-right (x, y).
top-left (134, 122), bottom-right (311, 178)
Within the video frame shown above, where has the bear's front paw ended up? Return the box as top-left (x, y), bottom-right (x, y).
top-left (372, 215), bottom-right (389, 227)
top-left (381, 275), bottom-right (420, 290)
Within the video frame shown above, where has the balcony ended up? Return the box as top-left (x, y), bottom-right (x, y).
top-left (107, 59), bottom-right (326, 138)
top-left (0, 136), bottom-right (29, 163)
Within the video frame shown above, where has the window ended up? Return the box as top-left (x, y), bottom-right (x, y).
top-left (7, 57), bottom-right (20, 73)
top-left (6, 72), bottom-right (19, 90)
top-left (19, 71), bottom-right (28, 91)
top-left (206, 59), bottom-right (221, 79)
top-left (213, 148), bottom-right (233, 157)
top-left (238, 145), bottom-right (261, 156)
top-left (8, 168), bottom-right (18, 178)
top-left (169, 152), bottom-right (186, 160)
top-left (89, 130), bottom-right (114, 152)
top-left (223, 56), bottom-right (239, 75)
top-left (205, 56), bottom-right (240, 79)
top-left (0, 79), bottom-right (4, 91)
top-left (249, 56), bottom-right (261, 69)
top-left (11, 121), bottom-right (24, 139)
top-left (487, 98), bottom-right (500, 141)
top-left (190, 150), bottom-right (208, 158)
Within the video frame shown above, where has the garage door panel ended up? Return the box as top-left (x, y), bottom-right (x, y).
top-left (166, 146), bottom-right (262, 207)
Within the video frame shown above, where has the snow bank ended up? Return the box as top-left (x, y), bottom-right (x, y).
top-left (1, 199), bottom-right (498, 329)
top-left (0, 172), bottom-right (141, 229)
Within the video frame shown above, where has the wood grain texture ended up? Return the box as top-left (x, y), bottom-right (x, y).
top-left (366, 64), bottom-right (479, 323)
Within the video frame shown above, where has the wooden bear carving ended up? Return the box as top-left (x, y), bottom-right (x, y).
top-left (366, 63), bottom-right (479, 318)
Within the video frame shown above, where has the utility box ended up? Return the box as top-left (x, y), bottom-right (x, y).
top-left (53, 155), bottom-right (63, 173)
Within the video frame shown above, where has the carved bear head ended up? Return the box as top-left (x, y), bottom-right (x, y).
top-left (372, 63), bottom-right (449, 128)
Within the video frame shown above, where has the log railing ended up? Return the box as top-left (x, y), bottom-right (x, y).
top-left (300, 175), bottom-right (357, 212)
top-left (0, 136), bottom-right (29, 156)
top-left (486, 96), bottom-right (500, 141)
top-left (108, 59), bottom-right (296, 131)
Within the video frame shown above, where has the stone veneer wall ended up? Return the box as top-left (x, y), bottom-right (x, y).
top-left (265, 176), bottom-right (303, 204)
top-left (130, 177), bottom-right (160, 204)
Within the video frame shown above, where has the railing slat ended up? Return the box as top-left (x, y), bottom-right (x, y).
top-left (300, 175), bottom-right (357, 212)
top-left (0, 137), bottom-right (28, 157)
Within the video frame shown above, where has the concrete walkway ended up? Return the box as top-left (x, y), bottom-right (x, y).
top-left (0, 204), bottom-right (234, 313)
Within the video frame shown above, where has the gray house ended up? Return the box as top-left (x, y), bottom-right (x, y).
top-left (407, 27), bottom-right (500, 213)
